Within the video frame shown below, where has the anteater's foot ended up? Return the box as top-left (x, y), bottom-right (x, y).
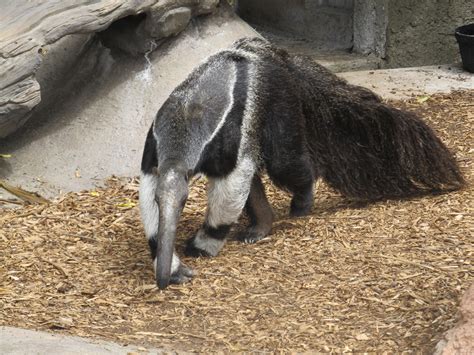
top-left (290, 199), bottom-right (313, 217)
top-left (290, 186), bottom-right (314, 217)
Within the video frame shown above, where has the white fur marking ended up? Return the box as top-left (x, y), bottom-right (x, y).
top-left (207, 157), bottom-right (256, 227)
top-left (171, 252), bottom-right (180, 274)
top-left (139, 173), bottom-right (159, 240)
top-left (153, 252), bottom-right (180, 274)
top-left (238, 60), bottom-right (259, 161)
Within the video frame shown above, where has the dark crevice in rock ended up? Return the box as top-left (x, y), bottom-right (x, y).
top-left (98, 13), bottom-right (152, 56)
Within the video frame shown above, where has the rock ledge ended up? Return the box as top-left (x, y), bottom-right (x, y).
top-left (0, 0), bottom-right (219, 138)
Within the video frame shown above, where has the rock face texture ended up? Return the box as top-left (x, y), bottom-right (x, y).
top-left (0, 0), bottom-right (219, 138)
top-left (435, 284), bottom-right (474, 355)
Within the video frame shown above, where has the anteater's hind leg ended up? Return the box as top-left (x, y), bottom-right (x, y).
top-left (260, 95), bottom-right (316, 217)
top-left (267, 154), bottom-right (316, 217)
top-left (289, 176), bottom-right (315, 217)
top-left (236, 174), bottom-right (274, 244)
top-left (185, 158), bottom-right (256, 257)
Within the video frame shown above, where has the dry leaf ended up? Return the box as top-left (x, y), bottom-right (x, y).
top-left (416, 95), bottom-right (431, 103)
top-left (117, 199), bottom-right (137, 209)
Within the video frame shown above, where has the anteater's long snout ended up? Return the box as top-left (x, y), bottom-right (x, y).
top-left (153, 164), bottom-right (190, 290)
top-left (156, 208), bottom-right (178, 290)
top-left (155, 179), bottom-right (189, 289)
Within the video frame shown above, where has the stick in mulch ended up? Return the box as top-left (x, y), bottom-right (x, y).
top-left (0, 180), bottom-right (50, 205)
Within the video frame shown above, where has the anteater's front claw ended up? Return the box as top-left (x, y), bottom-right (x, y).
top-left (169, 263), bottom-right (195, 285)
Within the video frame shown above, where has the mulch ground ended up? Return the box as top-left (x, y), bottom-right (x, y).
top-left (1, 91), bottom-right (473, 352)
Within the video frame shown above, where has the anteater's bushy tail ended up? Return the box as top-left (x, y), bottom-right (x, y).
top-left (291, 56), bottom-right (465, 200)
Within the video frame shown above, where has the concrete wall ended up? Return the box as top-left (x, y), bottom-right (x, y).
top-left (238, 0), bottom-right (474, 68)
top-left (237, 0), bottom-right (305, 36)
top-left (237, 0), bottom-right (354, 50)
top-left (306, 0), bottom-right (353, 49)
top-left (384, 0), bottom-right (474, 68)
top-left (353, 0), bottom-right (388, 58)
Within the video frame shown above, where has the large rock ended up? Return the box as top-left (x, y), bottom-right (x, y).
top-left (0, 0), bottom-right (219, 138)
top-left (0, 3), bottom-right (259, 198)
top-left (435, 284), bottom-right (474, 355)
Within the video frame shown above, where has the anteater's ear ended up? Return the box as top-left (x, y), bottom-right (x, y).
top-left (152, 167), bottom-right (160, 177)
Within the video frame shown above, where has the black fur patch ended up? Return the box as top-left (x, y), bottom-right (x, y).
top-left (195, 58), bottom-right (249, 178)
top-left (148, 237), bottom-right (157, 260)
top-left (184, 237), bottom-right (212, 257)
top-left (183, 223), bottom-right (231, 257)
top-left (203, 223), bottom-right (232, 240)
top-left (141, 126), bottom-right (158, 174)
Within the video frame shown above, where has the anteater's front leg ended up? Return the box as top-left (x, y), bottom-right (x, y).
top-left (236, 174), bottom-right (274, 244)
top-left (185, 158), bottom-right (256, 257)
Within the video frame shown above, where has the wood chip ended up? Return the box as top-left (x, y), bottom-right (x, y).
top-left (1, 91), bottom-right (473, 352)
